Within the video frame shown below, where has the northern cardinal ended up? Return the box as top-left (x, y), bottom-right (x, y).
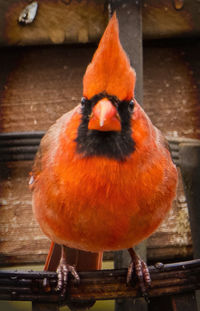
top-left (30, 12), bottom-right (177, 304)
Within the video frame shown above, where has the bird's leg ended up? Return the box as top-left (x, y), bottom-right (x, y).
top-left (56, 245), bottom-right (80, 296)
top-left (127, 248), bottom-right (151, 301)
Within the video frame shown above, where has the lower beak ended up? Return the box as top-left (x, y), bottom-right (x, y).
top-left (88, 98), bottom-right (121, 132)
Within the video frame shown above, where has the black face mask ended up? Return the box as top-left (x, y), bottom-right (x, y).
top-left (75, 92), bottom-right (135, 161)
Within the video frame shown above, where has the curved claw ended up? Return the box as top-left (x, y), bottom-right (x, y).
top-left (56, 247), bottom-right (80, 296)
top-left (127, 248), bottom-right (151, 302)
top-left (56, 263), bottom-right (80, 295)
top-left (68, 265), bottom-right (80, 285)
top-left (42, 277), bottom-right (51, 292)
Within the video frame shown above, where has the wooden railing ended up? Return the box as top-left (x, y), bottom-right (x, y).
top-left (0, 259), bottom-right (200, 304)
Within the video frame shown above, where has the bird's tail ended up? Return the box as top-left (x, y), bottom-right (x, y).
top-left (44, 241), bottom-right (103, 310)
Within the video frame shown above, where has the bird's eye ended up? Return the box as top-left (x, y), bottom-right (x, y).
top-left (128, 99), bottom-right (135, 113)
top-left (81, 97), bottom-right (87, 107)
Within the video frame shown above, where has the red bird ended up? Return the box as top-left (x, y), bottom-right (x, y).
top-left (30, 13), bottom-right (177, 301)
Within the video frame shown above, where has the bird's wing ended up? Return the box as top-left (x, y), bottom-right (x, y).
top-left (156, 128), bottom-right (170, 152)
top-left (29, 106), bottom-right (79, 189)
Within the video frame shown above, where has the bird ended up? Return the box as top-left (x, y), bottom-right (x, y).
top-left (30, 12), bottom-right (178, 305)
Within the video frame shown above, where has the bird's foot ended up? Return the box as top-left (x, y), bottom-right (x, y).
top-left (56, 247), bottom-right (80, 296)
top-left (127, 248), bottom-right (151, 302)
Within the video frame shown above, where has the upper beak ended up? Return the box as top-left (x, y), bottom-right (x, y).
top-left (88, 98), bottom-right (121, 132)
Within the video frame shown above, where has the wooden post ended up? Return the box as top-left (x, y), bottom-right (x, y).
top-left (111, 0), bottom-right (143, 104)
top-left (180, 142), bottom-right (200, 311)
top-left (180, 143), bottom-right (200, 258)
top-left (111, 1), bottom-right (146, 310)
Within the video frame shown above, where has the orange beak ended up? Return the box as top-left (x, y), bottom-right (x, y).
top-left (88, 98), bottom-right (121, 132)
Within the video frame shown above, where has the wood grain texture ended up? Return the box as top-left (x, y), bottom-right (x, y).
top-left (0, 45), bottom-right (94, 132)
top-left (2, 0), bottom-right (108, 45)
top-left (1, 40), bottom-right (200, 265)
top-left (1, 0), bottom-right (200, 46)
top-left (1, 259), bottom-right (200, 302)
top-left (143, 0), bottom-right (200, 39)
top-left (0, 161), bottom-right (50, 265)
top-left (147, 168), bottom-right (192, 262)
top-left (143, 40), bottom-right (200, 140)
top-left (1, 41), bottom-right (200, 137)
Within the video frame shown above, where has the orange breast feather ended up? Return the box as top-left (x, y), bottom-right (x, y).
top-left (32, 102), bottom-right (177, 252)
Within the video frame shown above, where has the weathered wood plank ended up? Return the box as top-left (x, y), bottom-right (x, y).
top-left (1, 0), bottom-right (108, 46)
top-left (0, 45), bottom-right (94, 133)
top-left (1, 0), bottom-right (200, 46)
top-left (1, 41), bottom-right (200, 137)
top-left (143, 0), bottom-right (200, 39)
top-left (143, 39), bottom-right (200, 140)
top-left (0, 259), bottom-right (200, 302)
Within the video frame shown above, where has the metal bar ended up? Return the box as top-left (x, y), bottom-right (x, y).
top-left (0, 132), bottom-right (45, 139)
top-left (0, 131), bottom-right (199, 164)
top-left (0, 131), bottom-right (44, 161)
top-left (0, 146), bottom-right (38, 154)
top-left (0, 154), bottom-right (36, 161)
top-left (0, 259), bottom-right (200, 303)
top-left (0, 139), bottom-right (41, 147)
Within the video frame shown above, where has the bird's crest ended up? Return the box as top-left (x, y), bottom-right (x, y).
top-left (83, 13), bottom-right (136, 101)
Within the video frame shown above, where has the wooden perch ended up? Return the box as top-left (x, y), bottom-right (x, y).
top-left (0, 259), bottom-right (200, 304)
